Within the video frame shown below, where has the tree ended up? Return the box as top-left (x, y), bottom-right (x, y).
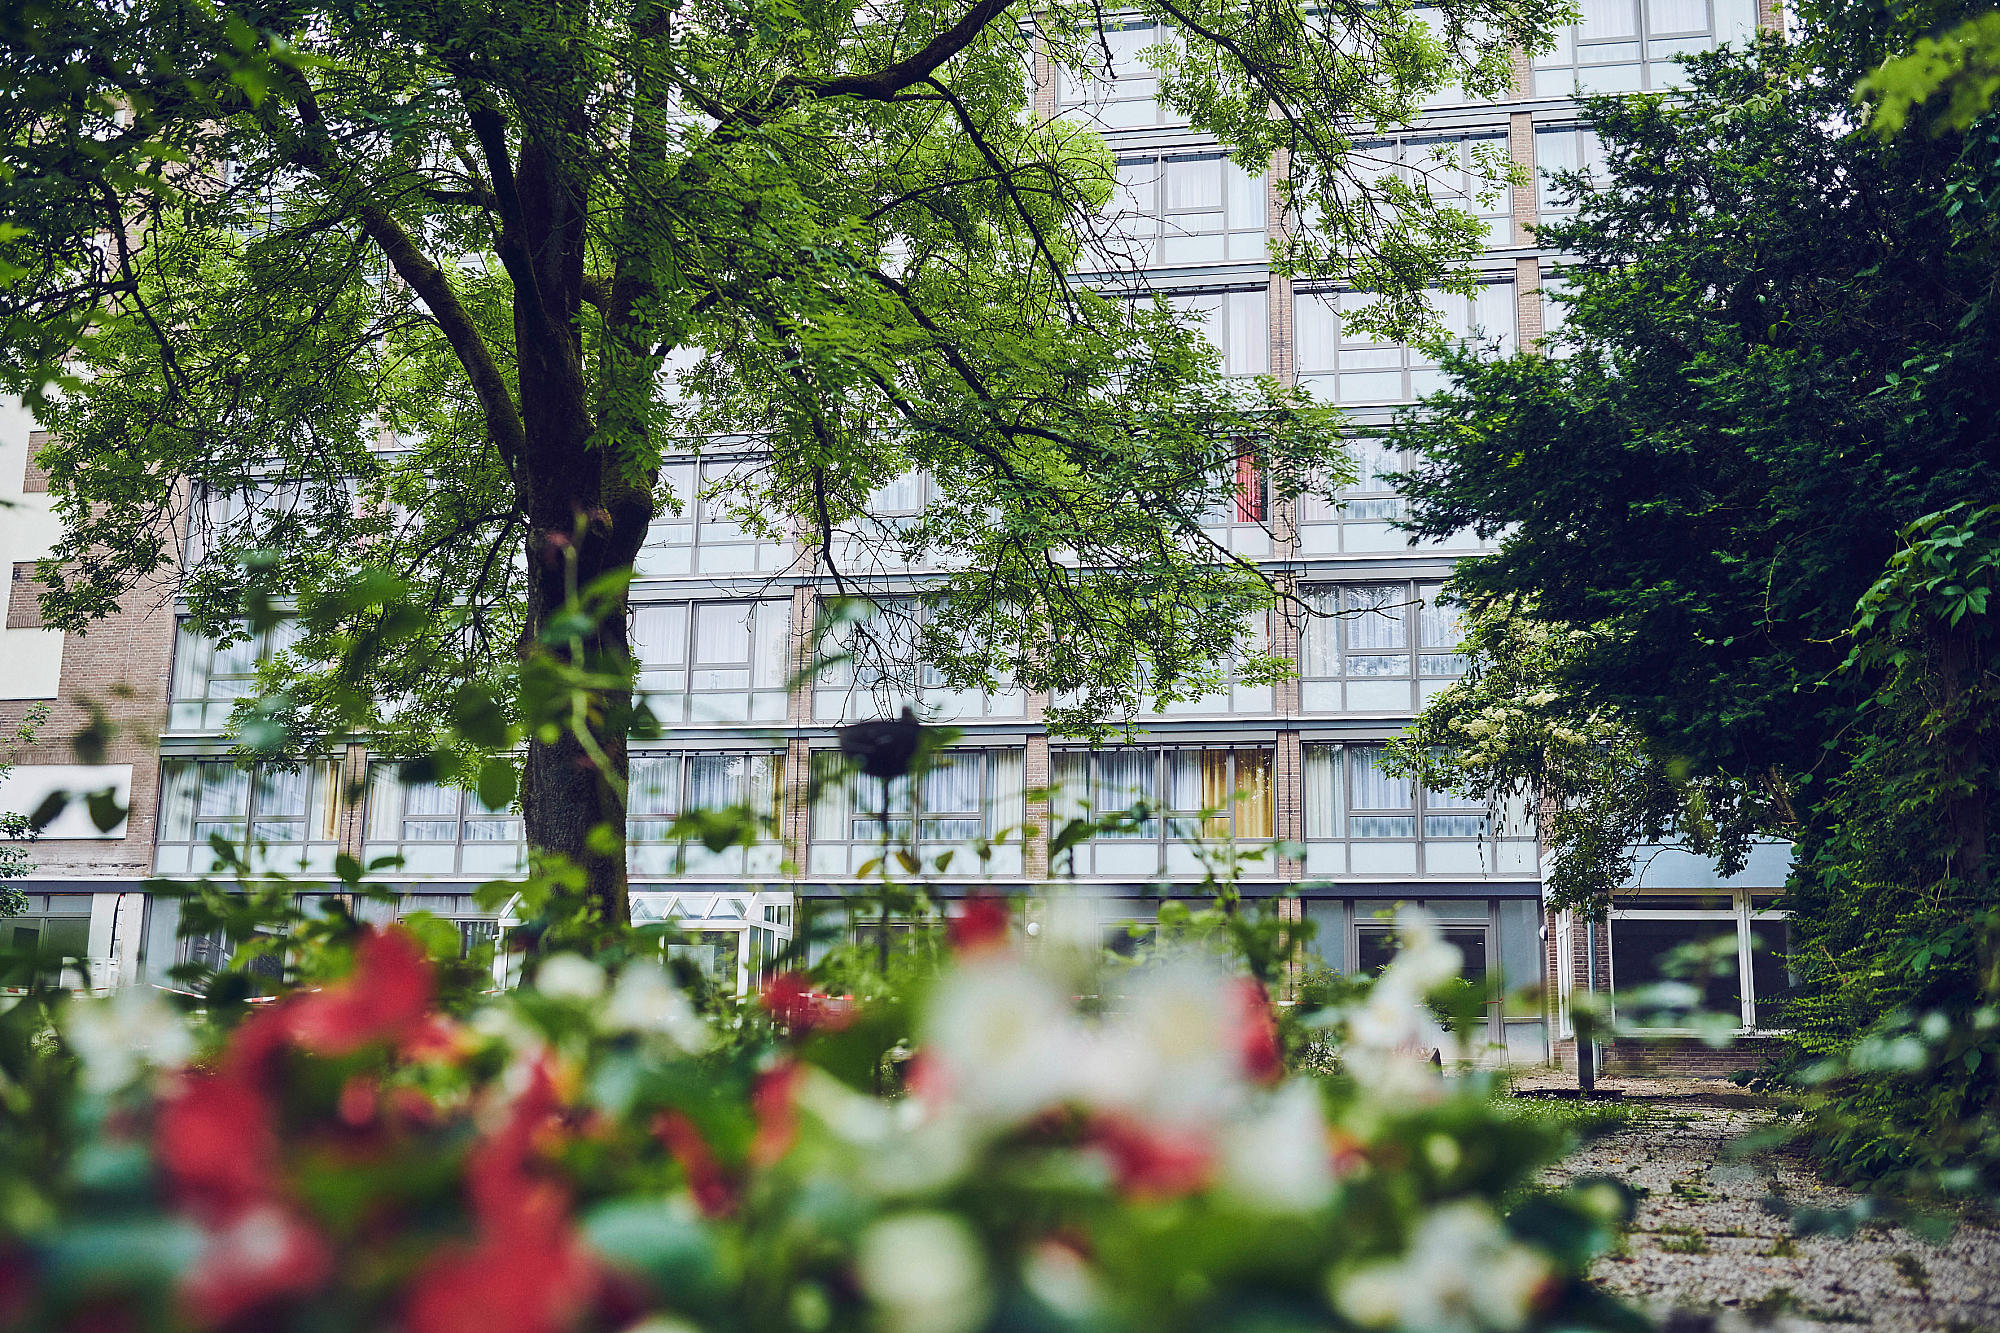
top-left (1386, 599), bottom-right (1772, 914)
top-left (0, 0), bottom-right (1561, 926)
top-left (1391, 14), bottom-right (2000, 1180)
top-left (0, 706), bottom-right (50, 919)
top-left (1397, 23), bottom-right (1998, 845)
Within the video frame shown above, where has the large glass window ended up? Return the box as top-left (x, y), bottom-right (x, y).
top-left (1301, 744), bottom-right (1536, 878)
top-left (1192, 448), bottom-right (1274, 557)
top-left (810, 748), bottom-right (1025, 876)
top-left (1348, 135), bottom-right (1512, 247)
top-left (156, 758), bottom-right (342, 874)
top-left (1608, 890), bottom-right (1795, 1031)
top-left (1, 897), bottom-right (95, 991)
top-left (362, 767), bottom-right (524, 876)
top-left (1533, 0), bottom-right (1758, 94)
top-left (632, 599), bottom-right (790, 724)
top-left (1107, 155), bottom-right (1268, 267)
top-left (637, 457), bottom-right (792, 577)
top-left (168, 619), bottom-right (303, 732)
top-left (628, 751), bottom-right (786, 876)
top-left (1298, 582), bottom-right (1467, 713)
top-left (1054, 21), bottom-right (1184, 129)
top-left (1050, 747), bottom-right (1274, 877)
top-left (1535, 127), bottom-right (1608, 217)
top-left (1294, 283), bottom-right (1515, 404)
top-left (812, 597), bottom-right (1023, 722)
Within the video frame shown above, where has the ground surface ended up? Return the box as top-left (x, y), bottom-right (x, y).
top-left (1516, 1075), bottom-right (2000, 1332)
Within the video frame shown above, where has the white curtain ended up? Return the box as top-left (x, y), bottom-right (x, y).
top-left (1302, 746), bottom-right (1340, 838)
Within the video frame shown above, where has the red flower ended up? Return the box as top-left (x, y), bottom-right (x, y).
top-left (179, 1203), bottom-right (331, 1327)
top-left (157, 1073), bottom-right (280, 1221)
top-left (283, 927), bottom-right (435, 1056)
top-left (404, 1230), bottom-right (600, 1333)
top-left (749, 1061), bottom-right (803, 1167)
top-left (760, 972), bottom-right (849, 1033)
top-left (1233, 978), bottom-right (1284, 1085)
top-left (406, 1061), bottom-right (603, 1333)
top-left (947, 894), bottom-right (1010, 953)
top-left (654, 1111), bottom-right (736, 1218)
top-left (1086, 1115), bottom-right (1213, 1200)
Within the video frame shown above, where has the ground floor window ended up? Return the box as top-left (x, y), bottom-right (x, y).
top-left (1607, 892), bottom-right (1793, 1031)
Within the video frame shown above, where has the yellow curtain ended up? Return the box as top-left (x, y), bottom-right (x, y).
top-left (1233, 749), bottom-right (1273, 839)
top-left (1201, 750), bottom-right (1231, 838)
top-left (312, 760), bottom-right (342, 842)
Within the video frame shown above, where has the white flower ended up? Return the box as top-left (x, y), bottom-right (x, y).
top-left (1219, 1081), bottom-right (1336, 1213)
top-left (1094, 958), bottom-right (1244, 1126)
top-left (1335, 1202), bottom-right (1551, 1333)
top-left (61, 986), bottom-right (196, 1095)
top-left (602, 965), bottom-right (711, 1052)
top-left (535, 953), bottom-right (606, 1002)
top-left (920, 955), bottom-right (1090, 1125)
top-left (856, 1213), bottom-right (991, 1333)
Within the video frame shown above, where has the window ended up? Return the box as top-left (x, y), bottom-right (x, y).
top-left (1535, 127), bottom-right (1607, 218)
top-left (1169, 289), bottom-right (1271, 378)
top-left (1054, 22), bottom-right (1184, 129)
top-left (810, 748), bottom-right (1025, 876)
top-left (1348, 135), bottom-right (1512, 247)
top-left (2, 897), bottom-right (95, 992)
top-left (1050, 747), bottom-right (1274, 877)
top-left (1294, 284), bottom-right (1516, 404)
top-left (362, 767), bottom-right (524, 876)
top-left (168, 619), bottom-right (303, 732)
top-left (156, 758), bottom-right (342, 875)
top-left (628, 751), bottom-right (787, 876)
top-left (1535, 272), bottom-right (1574, 348)
top-left (1297, 440), bottom-right (1457, 556)
top-left (1299, 582), bottom-right (1467, 713)
top-left (1301, 744), bottom-right (1536, 878)
top-left (1147, 610), bottom-right (1275, 717)
top-left (1533, 0), bottom-right (1758, 94)
top-left (1107, 155), bottom-right (1268, 267)
top-left (632, 599), bottom-right (791, 724)
top-left (1608, 890), bottom-right (1794, 1031)
top-left (1198, 450), bottom-right (1274, 556)
top-left (637, 458), bottom-right (792, 577)
top-left (812, 597), bottom-right (1023, 723)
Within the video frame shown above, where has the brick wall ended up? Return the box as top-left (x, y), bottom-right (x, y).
top-left (6, 563), bottom-right (45, 630)
top-left (0, 564), bottom-right (178, 879)
top-left (21, 431), bottom-right (52, 494)
top-left (1551, 1035), bottom-right (1785, 1079)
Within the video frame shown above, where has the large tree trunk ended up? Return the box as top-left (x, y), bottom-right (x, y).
top-left (508, 120), bottom-right (652, 936)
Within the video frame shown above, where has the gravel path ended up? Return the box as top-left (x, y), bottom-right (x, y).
top-left (1520, 1076), bottom-right (2000, 1332)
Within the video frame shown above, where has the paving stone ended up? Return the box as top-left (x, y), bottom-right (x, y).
top-left (1517, 1075), bottom-right (2000, 1332)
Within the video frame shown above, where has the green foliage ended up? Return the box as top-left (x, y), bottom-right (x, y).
top-left (1861, 9), bottom-right (2000, 135)
top-left (0, 0), bottom-right (1571, 921)
top-left (1394, 16), bottom-right (2000, 1193)
top-left (1386, 601), bottom-right (1770, 913)
top-left (0, 703), bottom-right (50, 915)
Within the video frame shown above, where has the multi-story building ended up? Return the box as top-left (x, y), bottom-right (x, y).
top-left (0, 0), bottom-right (1795, 1068)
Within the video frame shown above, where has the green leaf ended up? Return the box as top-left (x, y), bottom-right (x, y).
top-left (476, 757), bottom-right (518, 811)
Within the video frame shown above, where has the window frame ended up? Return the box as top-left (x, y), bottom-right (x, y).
top-left (627, 749), bottom-right (788, 877)
top-left (361, 764), bottom-right (526, 877)
top-left (1049, 746), bottom-right (1276, 877)
top-left (1292, 282), bottom-right (1517, 405)
top-left (1298, 581), bottom-right (1466, 713)
top-left (632, 597), bottom-right (792, 725)
top-left (809, 747), bottom-right (1026, 877)
top-left (155, 757), bottom-right (344, 874)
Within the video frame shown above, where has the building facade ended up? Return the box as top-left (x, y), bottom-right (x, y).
top-left (0, 0), bottom-right (1792, 1067)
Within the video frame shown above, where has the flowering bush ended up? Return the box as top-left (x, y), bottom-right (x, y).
top-left (2, 906), bottom-right (1643, 1333)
